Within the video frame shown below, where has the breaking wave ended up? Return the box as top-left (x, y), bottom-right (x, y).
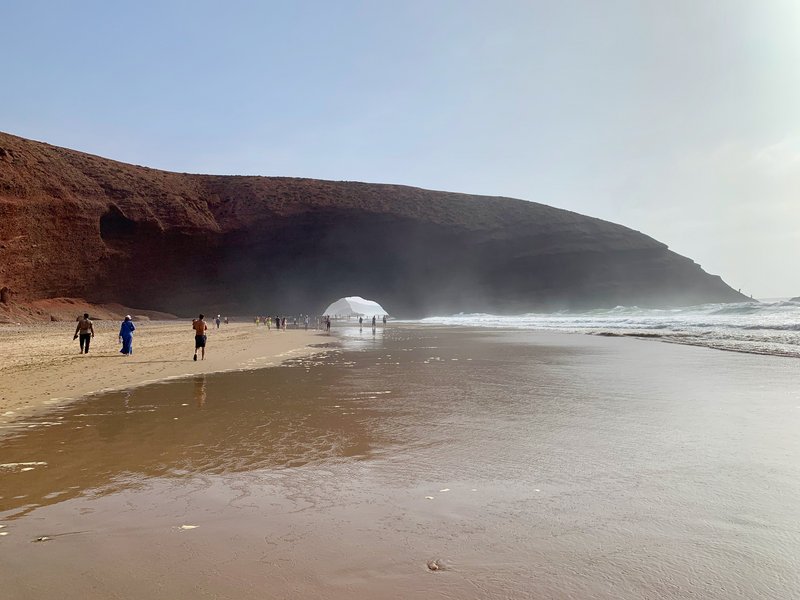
top-left (419, 300), bottom-right (800, 358)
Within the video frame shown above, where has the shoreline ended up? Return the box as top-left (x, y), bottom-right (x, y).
top-left (0, 321), bottom-right (333, 425)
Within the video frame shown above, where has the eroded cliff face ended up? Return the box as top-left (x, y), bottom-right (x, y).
top-left (0, 132), bottom-right (746, 317)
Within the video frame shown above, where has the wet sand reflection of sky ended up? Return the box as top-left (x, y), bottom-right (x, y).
top-left (0, 352), bottom-right (383, 520)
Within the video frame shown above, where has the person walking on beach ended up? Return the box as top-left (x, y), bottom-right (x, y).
top-left (326, 316), bottom-right (331, 334)
top-left (193, 314), bottom-right (208, 361)
top-left (372, 315), bottom-right (377, 330)
top-left (119, 315), bottom-right (135, 355)
top-left (304, 315), bottom-right (309, 330)
top-left (215, 315), bottom-right (221, 329)
top-left (74, 313), bottom-right (95, 354)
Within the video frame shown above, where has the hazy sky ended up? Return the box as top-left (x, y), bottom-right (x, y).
top-left (3, 1), bottom-right (798, 297)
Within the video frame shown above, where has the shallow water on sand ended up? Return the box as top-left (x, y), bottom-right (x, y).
top-left (1, 327), bottom-right (799, 599)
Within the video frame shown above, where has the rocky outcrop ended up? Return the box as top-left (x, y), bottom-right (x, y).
top-left (0, 131), bottom-right (746, 317)
top-left (0, 296), bottom-right (176, 324)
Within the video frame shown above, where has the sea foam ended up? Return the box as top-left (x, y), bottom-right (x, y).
top-left (418, 300), bottom-right (800, 358)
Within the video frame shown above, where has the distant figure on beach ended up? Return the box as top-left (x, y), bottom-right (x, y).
top-left (358, 316), bottom-right (363, 328)
top-left (275, 315), bottom-right (280, 330)
top-left (372, 315), bottom-right (377, 329)
top-left (382, 315), bottom-right (387, 325)
top-left (193, 314), bottom-right (208, 361)
top-left (326, 316), bottom-right (331, 333)
top-left (281, 317), bottom-right (287, 331)
top-left (255, 316), bottom-right (260, 326)
top-left (304, 315), bottom-right (309, 330)
top-left (224, 316), bottom-right (229, 325)
top-left (119, 315), bottom-right (135, 355)
top-left (74, 313), bottom-right (95, 354)
top-left (266, 316), bottom-right (271, 330)
top-left (215, 315), bottom-right (221, 329)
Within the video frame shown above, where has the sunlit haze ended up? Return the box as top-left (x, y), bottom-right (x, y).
top-left (2, 0), bottom-right (798, 297)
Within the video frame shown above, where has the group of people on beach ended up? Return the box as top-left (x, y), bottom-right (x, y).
top-left (73, 313), bottom-right (136, 355)
top-left (356, 315), bottom-right (387, 330)
top-left (71, 310), bottom-right (387, 359)
top-left (72, 313), bottom-right (209, 360)
top-left (254, 315), bottom-right (313, 330)
top-left (255, 314), bottom-right (386, 334)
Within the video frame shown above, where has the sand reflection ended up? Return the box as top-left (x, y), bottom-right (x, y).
top-left (194, 375), bottom-right (206, 407)
top-left (0, 358), bottom-right (377, 519)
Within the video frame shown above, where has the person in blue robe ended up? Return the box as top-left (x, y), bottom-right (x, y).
top-left (119, 315), bottom-right (135, 355)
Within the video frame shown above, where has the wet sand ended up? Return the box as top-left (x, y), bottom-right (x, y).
top-left (0, 321), bottom-right (327, 421)
top-left (1, 326), bottom-right (799, 599)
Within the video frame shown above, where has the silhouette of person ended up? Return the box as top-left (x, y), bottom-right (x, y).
top-left (119, 315), bottom-right (135, 355)
top-left (74, 313), bottom-right (94, 354)
top-left (192, 314), bottom-right (208, 361)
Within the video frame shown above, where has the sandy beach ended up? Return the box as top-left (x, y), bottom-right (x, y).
top-left (0, 320), bottom-right (329, 422)
top-left (2, 326), bottom-right (799, 599)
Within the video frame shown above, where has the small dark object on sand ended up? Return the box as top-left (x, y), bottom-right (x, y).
top-left (31, 530), bottom-right (88, 543)
top-left (427, 559), bottom-right (445, 571)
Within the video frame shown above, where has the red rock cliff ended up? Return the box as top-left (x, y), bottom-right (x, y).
top-left (0, 131), bottom-right (746, 316)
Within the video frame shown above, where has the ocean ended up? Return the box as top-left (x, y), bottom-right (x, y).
top-left (419, 299), bottom-right (800, 358)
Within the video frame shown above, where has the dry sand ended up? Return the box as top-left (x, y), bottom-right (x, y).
top-left (0, 320), bottom-right (329, 421)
